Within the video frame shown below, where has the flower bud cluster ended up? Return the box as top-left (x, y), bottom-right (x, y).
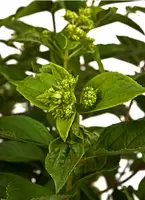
top-left (37, 75), bottom-right (78, 119)
top-left (65, 10), bottom-right (78, 24)
top-left (77, 8), bottom-right (94, 31)
top-left (65, 24), bottom-right (86, 41)
top-left (64, 8), bottom-right (95, 43)
top-left (81, 86), bottom-right (98, 108)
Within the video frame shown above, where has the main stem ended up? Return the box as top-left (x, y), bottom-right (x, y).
top-left (64, 50), bottom-right (69, 69)
top-left (52, 12), bottom-right (56, 34)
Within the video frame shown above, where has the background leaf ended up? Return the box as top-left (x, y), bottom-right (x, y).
top-left (91, 120), bottom-right (145, 156)
top-left (0, 115), bottom-right (52, 147)
top-left (15, 1), bottom-right (54, 19)
top-left (5, 173), bottom-right (52, 200)
top-left (95, 7), bottom-right (144, 34)
top-left (0, 141), bottom-right (45, 163)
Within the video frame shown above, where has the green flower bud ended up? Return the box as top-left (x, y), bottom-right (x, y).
top-left (42, 30), bottom-right (50, 38)
top-left (65, 10), bottom-right (78, 24)
top-left (82, 86), bottom-right (98, 108)
top-left (37, 75), bottom-right (77, 119)
top-left (71, 35), bottom-right (80, 41)
top-left (63, 91), bottom-right (72, 103)
top-left (66, 24), bottom-right (76, 33)
top-left (52, 90), bottom-right (62, 99)
top-left (64, 104), bottom-right (74, 118)
top-left (75, 27), bottom-right (86, 38)
top-left (78, 15), bottom-right (94, 31)
top-left (79, 8), bottom-right (92, 18)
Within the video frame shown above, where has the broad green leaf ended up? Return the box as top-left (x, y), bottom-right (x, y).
top-left (80, 126), bottom-right (100, 150)
top-left (79, 72), bottom-right (145, 113)
top-left (0, 141), bottom-right (45, 163)
top-left (95, 7), bottom-right (144, 34)
top-left (4, 173), bottom-right (52, 200)
top-left (66, 40), bottom-right (80, 50)
top-left (56, 113), bottom-right (76, 142)
top-left (55, 33), bottom-right (67, 50)
top-left (0, 65), bottom-right (26, 81)
top-left (137, 176), bottom-right (145, 200)
top-left (45, 139), bottom-right (84, 193)
top-left (40, 63), bottom-right (70, 80)
top-left (49, 62), bottom-right (69, 80)
top-left (91, 120), bottom-right (145, 157)
top-left (0, 115), bottom-right (52, 147)
top-left (64, 1), bottom-right (85, 11)
top-left (0, 173), bottom-right (25, 198)
top-left (15, 73), bottom-right (56, 111)
top-left (15, 1), bottom-right (54, 19)
top-left (13, 28), bottom-right (52, 48)
top-left (0, 17), bottom-right (44, 34)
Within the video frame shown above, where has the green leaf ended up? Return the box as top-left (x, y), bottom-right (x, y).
top-left (56, 113), bottom-right (76, 142)
top-left (12, 28), bottom-right (51, 48)
top-left (15, 1), bottom-right (54, 19)
top-left (0, 173), bottom-right (52, 199)
top-left (0, 115), bottom-right (52, 147)
top-left (95, 7), bottom-right (144, 34)
top-left (0, 173), bottom-right (25, 198)
top-left (99, 0), bottom-right (138, 6)
top-left (0, 65), bottom-right (26, 81)
top-left (92, 120), bottom-right (145, 156)
top-left (0, 141), bottom-right (45, 163)
top-left (4, 173), bottom-right (52, 200)
top-left (80, 126), bottom-right (100, 150)
top-left (79, 72), bottom-right (145, 113)
top-left (15, 73), bottom-right (56, 111)
top-left (49, 62), bottom-right (69, 80)
top-left (137, 176), bottom-right (145, 200)
top-left (126, 6), bottom-right (145, 14)
top-left (55, 33), bottom-right (67, 50)
top-left (31, 195), bottom-right (72, 200)
top-left (45, 139), bottom-right (84, 193)
top-left (0, 17), bottom-right (44, 34)
top-left (64, 1), bottom-right (85, 11)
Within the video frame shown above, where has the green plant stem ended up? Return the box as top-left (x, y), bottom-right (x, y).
top-left (98, 60), bottom-right (105, 73)
top-left (125, 100), bottom-right (133, 121)
top-left (52, 12), bottom-right (56, 34)
top-left (64, 50), bottom-right (69, 69)
top-left (93, 48), bottom-right (105, 73)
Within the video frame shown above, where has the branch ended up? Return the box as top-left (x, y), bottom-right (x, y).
top-left (125, 100), bottom-right (133, 121)
top-left (97, 171), bottom-right (137, 195)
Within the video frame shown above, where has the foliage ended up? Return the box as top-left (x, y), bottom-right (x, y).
top-left (0, 0), bottom-right (145, 199)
